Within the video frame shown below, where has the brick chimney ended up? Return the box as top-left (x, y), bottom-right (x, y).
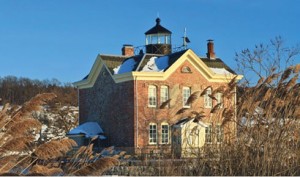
top-left (206, 39), bottom-right (216, 59)
top-left (122, 44), bottom-right (134, 56)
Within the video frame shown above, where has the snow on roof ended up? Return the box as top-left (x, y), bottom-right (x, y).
top-left (114, 57), bottom-right (137, 74)
top-left (209, 67), bottom-right (232, 75)
top-left (141, 56), bottom-right (170, 72)
top-left (68, 122), bottom-right (105, 139)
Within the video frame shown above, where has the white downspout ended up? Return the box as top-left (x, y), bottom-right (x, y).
top-left (135, 76), bottom-right (139, 148)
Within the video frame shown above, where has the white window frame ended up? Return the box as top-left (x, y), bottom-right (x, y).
top-left (216, 124), bottom-right (224, 143)
top-left (216, 92), bottom-right (223, 108)
top-left (205, 124), bottom-right (212, 143)
top-left (160, 86), bottom-right (169, 107)
top-left (161, 123), bottom-right (170, 144)
top-left (149, 123), bottom-right (157, 144)
top-left (148, 85), bottom-right (157, 107)
top-left (183, 87), bottom-right (191, 108)
top-left (204, 88), bottom-right (212, 108)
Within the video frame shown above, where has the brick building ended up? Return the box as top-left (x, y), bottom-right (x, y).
top-left (74, 18), bottom-right (243, 153)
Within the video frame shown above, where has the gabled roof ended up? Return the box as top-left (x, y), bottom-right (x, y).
top-left (100, 54), bottom-right (127, 73)
top-left (74, 49), bottom-right (243, 89)
top-left (136, 50), bottom-right (187, 72)
top-left (201, 58), bottom-right (236, 74)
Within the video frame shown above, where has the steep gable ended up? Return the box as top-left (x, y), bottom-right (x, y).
top-left (74, 49), bottom-right (243, 89)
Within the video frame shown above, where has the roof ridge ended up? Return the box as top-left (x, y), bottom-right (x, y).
top-left (135, 54), bottom-right (147, 71)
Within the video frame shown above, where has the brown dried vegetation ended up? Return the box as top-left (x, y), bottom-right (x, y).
top-left (0, 93), bottom-right (120, 176)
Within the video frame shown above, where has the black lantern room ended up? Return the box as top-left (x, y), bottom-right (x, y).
top-left (145, 18), bottom-right (172, 55)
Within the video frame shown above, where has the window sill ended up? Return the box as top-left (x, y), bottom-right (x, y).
top-left (148, 105), bottom-right (157, 108)
top-left (148, 143), bottom-right (158, 146)
top-left (160, 143), bottom-right (171, 145)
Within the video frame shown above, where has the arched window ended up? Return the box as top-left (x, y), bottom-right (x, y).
top-left (161, 122), bottom-right (170, 144)
top-left (149, 123), bottom-right (157, 144)
top-left (183, 87), bottom-right (191, 108)
top-left (160, 86), bottom-right (169, 107)
top-left (216, 92), bottom-right (223, 108)
top-left (204, 88), bottom-right (212, 108)
top-left (148, 85), bottom-right (157, 107)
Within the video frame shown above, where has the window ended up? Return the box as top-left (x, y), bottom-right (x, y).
top-left (204, 88), bottom-right (212, 108)
top-left (161, 123), bottom-right (170, 144)
top-left (149, 123), bottom-right (157, 144)
top-left (216, 92), bottom-right (223, 108)
top-left (216, 125), bottom-right (224, 143)
top-left (183, 87), bottom-right (191, 108)
top-left (205, 124), bottom-right (212, 143)
top-left (160, 86), bottom-right (169, 107)
top-left (148, 85), bottom-right (157, 107)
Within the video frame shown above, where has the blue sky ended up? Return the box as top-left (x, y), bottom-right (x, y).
top-left (0, 0), bottom-right (299, 83)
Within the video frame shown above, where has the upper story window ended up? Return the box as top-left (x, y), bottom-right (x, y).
top-left (205, 124), bottom-right (212, 143)
top-left (161, 123), bottom-right (170, 144)
top-left (183, 87), bottom-right (191, 108)
top-left (216, 92), bottom-right (223, 108)
top-left (204, 88), bottom-right (212, 108)
top-left (216, 124), bottom-right (224, 143)
top-left (160, 86), bottom-right (169, 107)
top-left (149, 123), bottom-right (157, 144)
top-left (148, 85), bottom-right (157, 107)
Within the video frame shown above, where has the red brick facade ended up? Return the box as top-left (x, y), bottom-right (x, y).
top-left (77, 57), bottom-right (238, 152)
top-left (134, 60), bottom-right (236, 150)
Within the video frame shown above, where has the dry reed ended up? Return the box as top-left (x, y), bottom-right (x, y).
top-left (71, 157), bottom-right (119, 176)
top-left (29, 165), bottom-right (63, 176)
top-left (0, 93), bottom-right (119, 176)
top-left (34, 139), bottom-right (76, 160)
top-left (186, 91), bottom-right (200, 105)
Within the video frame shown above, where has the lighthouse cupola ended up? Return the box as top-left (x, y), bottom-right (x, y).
top-left (145, 18), bottom-right (172, 55)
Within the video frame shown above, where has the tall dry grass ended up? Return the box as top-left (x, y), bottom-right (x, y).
top-left (0, 93), bottom-right (120, 176)
top-left (171, 64), bottom-right (300, 176)
top-left (199, 64), bottom-right (298, 175)
top-left (104, 63), bottom-right (300, 176)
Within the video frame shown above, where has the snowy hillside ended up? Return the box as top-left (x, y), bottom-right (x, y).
top-left (33, 105), bottom-right (79, 142)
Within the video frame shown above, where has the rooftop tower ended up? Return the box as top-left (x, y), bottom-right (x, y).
top-left (145, 18), bottom-right (172, 55)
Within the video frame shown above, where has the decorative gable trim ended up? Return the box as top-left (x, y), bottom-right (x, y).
top-left (74, 50), bottom-right (243, 89)
top-left (73, 55), bottom-right (115, 89)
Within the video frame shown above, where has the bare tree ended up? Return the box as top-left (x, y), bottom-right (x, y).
top-left (235, 36), bottom-right (300, 86)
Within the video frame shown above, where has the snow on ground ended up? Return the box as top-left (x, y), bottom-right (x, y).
top-left (209, 68), bottom-right (232, 75)
top-left (33, 106), bottom-right (79, 142)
